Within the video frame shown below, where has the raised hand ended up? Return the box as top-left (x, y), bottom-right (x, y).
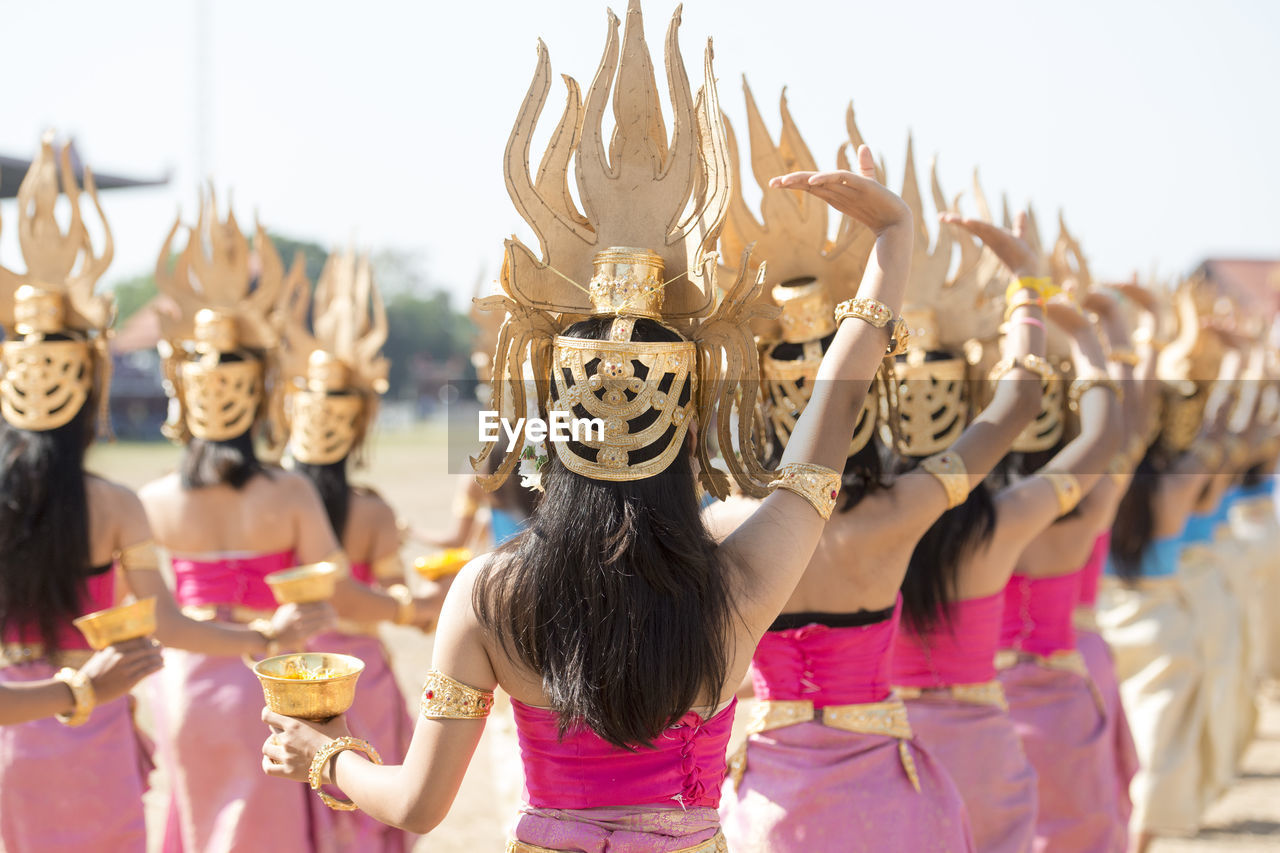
top-left (770, 144), bottom-right (910, 235)
top-left (79, 637), bottom-right (165, 704)
top-left (939, 210), bottom-right (1043, 278)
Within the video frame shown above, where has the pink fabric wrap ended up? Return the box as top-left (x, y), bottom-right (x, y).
top-left (750, 598), bottom-right (901, 705)
top-left (512, 698), bottom-right (736, 811)
top-left (720, 720), bottom-right (975, 852)
top-left (513, 806), bottom-right (722, 852)
top-left (1000, 661), bottom-right (1125, 852)
top-left (999, 571), bottom-right (1081, 656)
top-left (170, 550), bottom-right (295, 609)
top-left (305, 629), bottom-right (414, 853)
top-left (1077, 532), bottom-right (1110, 608)
top-left (3, 569), bottom-right (116, 650)
top-left (901, 693), bottom-right (1038, 853)
top-left (891, 591), bottom-right (1004, 687)
top-left (0, 663), bottom-right (150, 852)
top-left (1078, 628), bottom-right (1138, 836)
top-left (348, 561), bottom-right (374, 585)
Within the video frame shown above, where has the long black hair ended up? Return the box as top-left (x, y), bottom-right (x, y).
top-left (293, 458), bottom-right (350, 538)
top-left (1109, 442), bottom-right (1164, 582)
top-left (0, 404), bottom-right (95, 655)
top-left (181, 430), bottom-right (266, 490)
top-left (473, 317), bottom-right (732, 750)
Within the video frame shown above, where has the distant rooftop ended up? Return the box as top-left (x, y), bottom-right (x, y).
top-left (1197, 258), bottom-right (1280, 310)
top-left (0, 140), bottom-right (168, 198)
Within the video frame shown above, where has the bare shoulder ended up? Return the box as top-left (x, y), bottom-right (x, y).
top-left (349, 488), bottom-right (397, 534)
top-left (136, 471), bottom-right (181, 508)
top-left (86, 475), bottom-right (146, 520)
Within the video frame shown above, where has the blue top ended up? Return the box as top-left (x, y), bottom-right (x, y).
top-left (490, 507), bottom-right (527, 545)
top-left (1105, 535), bottom-right (1183, 579)
top-left (1181, 511), bottom-right (1219, 545)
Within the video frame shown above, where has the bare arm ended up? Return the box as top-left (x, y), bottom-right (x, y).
top-left (0, 640), bottom-right (163, 726)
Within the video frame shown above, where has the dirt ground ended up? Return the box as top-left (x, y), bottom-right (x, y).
top-left (90, 426), bottom-right (1280, 851)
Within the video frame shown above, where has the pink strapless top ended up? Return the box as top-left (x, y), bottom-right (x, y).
top-left (171, 550), bottom-right (295, 610)
top-left (349, 562), bottom-right (373, 585)
top-left (750, 596), bottom-right (901, 706)
top-left (4, 568), bottom-right (115, 651)
top-left (511, 697), bottom-right (737, 810)
top-left (891, 590), bottom-right (1004, 687)
top-left (999, 570), bottom-right (1081, 656)
top-left (1076, 532), bottom-right (1110, 608)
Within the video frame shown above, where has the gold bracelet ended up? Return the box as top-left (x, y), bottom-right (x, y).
top-left (420, 670), bottom-right (495, 719)
top-left (1107, 349), bottom-right (1140, 367)
top-left (1067, 375), bottom-right (1122, 411)
top-left (768, 462), bottom-right (841, 520)
top-left (884, 317), bottom-right (911, 357)
top-left (308, 736), bottom-right (383, 812)
top-left (1039, 471), bottom-right (1083, 516)
top-left (988, 353), bottom-right (1055, 383)
top-left (920, 451), bottom-right (970, 510)
top-left (834, 297), bottom-right (894, 329)
top-left (1006, 277), bottom-right (1060, 304)
top-left (53, 667), bottom-right (95, 727)
top-left (1188, 439), bottom-right (1224, 470)
top-left (386, 584), bottom-right (415, 626)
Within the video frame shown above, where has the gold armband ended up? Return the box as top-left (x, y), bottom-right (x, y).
top-left (420, 670), bottom-right (495, 720)
top-left (118, 540), bottom-right (161, 572)
top-left (1067, 375), bottom-right (1122, 411)
top-left (386, 584), bottom-right (415, 626)
top-left (53, 667), bottom-right (95, 727)
top-left (1188, 439), bottom-right (1224, 470)
top-left (920, 451), bottom-right (970, 510)
top-left (989, 353), bottom-right (1055, 383)
top-left (371, 553), bottom-right (405, 582)
top-left (769, 462), bottom-right (841, 521)
top-left (1039, 471), bottom-right (1083, 516)
top-left (1106, 349), bottom-right (1140, 367)
top-left (308, 736), bottom-right (383, 812)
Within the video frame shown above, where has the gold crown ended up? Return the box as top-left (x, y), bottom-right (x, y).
top-left (276, 249), bottom-right (389, 465)
top-left (155, 190), bottom-right (283, 444)
top-left (473, 1), bottom-right (774, 498)
top-left (0, 136), bottom-right (115, 434)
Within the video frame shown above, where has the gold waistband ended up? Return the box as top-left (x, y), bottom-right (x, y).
top-left (1072, 606), bottom-right (1099, 633)
top-left (894, 679), bottom-right (1008, 711)
top-left (507, 831), bottom-right (728, 853)
top-left (1, 644), bottom-right (94, 671)
top-left (181, 604), bottom-right (274, 625)
top-left (995, 649), bottom-right (1103, 714)
top-left (731, 698), bottom-right (920, 793)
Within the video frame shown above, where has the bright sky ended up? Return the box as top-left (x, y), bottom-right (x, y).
top-left (1, 0), bottom-right (1276, 302)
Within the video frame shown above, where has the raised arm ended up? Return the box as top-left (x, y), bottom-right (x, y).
top-left (719, 145), bottom-right (912, 626)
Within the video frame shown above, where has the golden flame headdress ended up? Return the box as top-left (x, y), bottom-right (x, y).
top-left (0, 135), bottom-right (115, 434)
top-left (474, 0), bottom-right (774, 499)
top-left (277, 250), bottom-right (389, 465)
top-left (155, 191), bottom-right (285, 444)
top-left (884, 141), bottom-right (1002, 457)
top-left (1157, 275), bottom-right (1225, 452)
top-left (719, 84), bottom-right (880, 456)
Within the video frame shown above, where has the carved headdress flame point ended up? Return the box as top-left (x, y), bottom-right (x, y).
top-left (475, 0), bottom-right (774, 499)
top-left (278, 249), bottom-right (390, 465)
top-left (0, 134), bottom-right (115, 434)
top-left (155, 189), bottom-right (285, 444)
top-left (720, 83), bottom-right (881, 456)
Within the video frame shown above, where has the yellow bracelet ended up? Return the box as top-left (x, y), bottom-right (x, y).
top-left (308, 736), bottom-right (383, 812)
top-left (53, 667), bottom-right (95, 727)
top-left (386, 584), bottom-right (416, 626)
top-left (1067, 375), bottom-right (1122, 411)
top-left (1006, 277), bottom-right (1060, 304)
top-left (769, 462), bottom-right (842, 520)
top-left (988, 354), bottom-right (1055, 383)
top-left (920, 451), bottom-right (970, 510)
top-left (1039, 471), bottom-right (1083, 516)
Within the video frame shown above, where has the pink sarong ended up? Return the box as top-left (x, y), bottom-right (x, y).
top-left (0, 663), bottom-right (149, 853)
top-left (513, 806), bottom-right (722, 852)
top-left (1077, 630), bottom-right (1138, 833)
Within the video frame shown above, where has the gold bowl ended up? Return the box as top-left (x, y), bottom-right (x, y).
top-left (264, 562), bottom-right (340, 604)
top-left (72, 597), bottom-right (157, 650)
top-left (413, 548), bottom-right (472, 581)
top-left (253, 653), bottom-right (365, 720)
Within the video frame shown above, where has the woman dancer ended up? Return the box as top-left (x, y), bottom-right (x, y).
top-left (1099, 313), bottom-right (1238, 850)
top-left (260, 4), bottom-right (912, 848)
top-left (141, 200), bottom-right (440, 853)
top-left (708, 91), bottom-right (1028, 852)
top-left (278, 248), bottom-right (450, 852)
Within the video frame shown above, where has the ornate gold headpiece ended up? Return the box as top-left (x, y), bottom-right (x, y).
top-left (0, 135), bottom-right (115, 434)
top-left (884, 141), bottom-right (1002, 457)
top-left (473, 0), bottom-right (774, 498)
top-left (155, 190), bottom-right (284, 444)
top-left (719, 85), bottom-right (881, 456)
top-left (1157, 276), bottom-right (1223, 452)
top-left (277, 250), bottom-right (389, 465)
